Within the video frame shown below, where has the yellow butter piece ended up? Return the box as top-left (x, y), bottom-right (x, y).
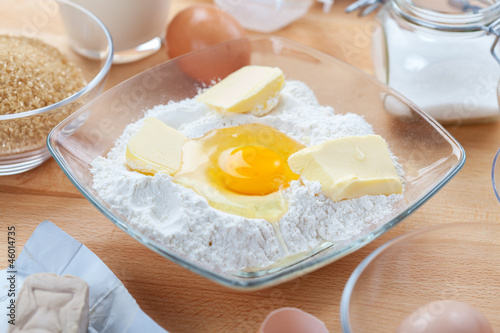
top-left (126, 117), bottom-right (187, 175)
top-left (196, 65), bottom-right (284, 116)
top-left (288, 135), bottom-right (402, 201)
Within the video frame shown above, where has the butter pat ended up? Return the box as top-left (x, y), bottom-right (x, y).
top-left (126, 117), bottom-right (187, 175)
top-left (288, 135), bottom-right (402, 201)
top-left (10, 273), bottom-right (89, 333)
top-left (196, 65), bottom-right (284, 116)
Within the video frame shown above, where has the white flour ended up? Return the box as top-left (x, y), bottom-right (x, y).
top-left (91, 81), bottom-right (404, 271)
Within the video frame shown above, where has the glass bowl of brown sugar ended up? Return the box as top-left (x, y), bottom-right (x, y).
top-left (0, 0), bottom-right (113, 175)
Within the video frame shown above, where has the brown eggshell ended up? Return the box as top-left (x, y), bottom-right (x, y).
top-left (166, 5), bottom-right (250, 84)
top-left (257, 307), bottom-right (329, 333)
top-left (175, 37), bottom-right (251, 85)
top-left (396, 300), bottom-right (494, 333)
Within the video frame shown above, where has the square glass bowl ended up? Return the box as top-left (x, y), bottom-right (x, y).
top-left (47, 36), bottom-right (465, 290)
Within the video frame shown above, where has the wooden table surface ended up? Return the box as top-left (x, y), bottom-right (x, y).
top-left (2, 0), bottom-right (500, 332)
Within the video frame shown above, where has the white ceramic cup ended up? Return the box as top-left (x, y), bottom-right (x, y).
top-left (70, 0), bottom-right (170, 63)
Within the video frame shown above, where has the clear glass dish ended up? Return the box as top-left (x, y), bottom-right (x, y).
top-left (47, 36), bottom-right (465, 290)
top-left (0, 0), bottom-right (113, 175)
top-left (493, 148), bottom-right (500, 203)
top-left (341, 223), bottom-right (500, 332)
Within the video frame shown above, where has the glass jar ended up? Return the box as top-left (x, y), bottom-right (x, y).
top-left (214, 0), bottom-right (313, 33)
top-left (372, 0), bottom-right (500, 124)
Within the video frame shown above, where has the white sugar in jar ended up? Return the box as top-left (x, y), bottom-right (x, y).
top-left (372, 0), bottom-right (500, 125)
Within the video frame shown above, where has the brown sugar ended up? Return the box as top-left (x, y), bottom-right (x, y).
top-left (0, 35), bottom-right (86, 154)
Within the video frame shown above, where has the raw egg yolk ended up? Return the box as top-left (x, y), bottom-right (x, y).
top-left (173, 123), bottom-right (305, 222)
top-left (217, 145), bottom-right (298, 195)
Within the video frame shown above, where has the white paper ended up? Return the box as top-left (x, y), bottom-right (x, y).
top-left (0, 220), bottom-right (168, 333)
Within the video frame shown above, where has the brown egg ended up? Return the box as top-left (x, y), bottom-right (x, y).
top-left (257, 308), bottom-right (329, 333)
top-left (397, 300), bottom-right (494, 333)
top-left (166, 5), bottom-right (250, 84)
top-left (166, 5), bottom-right (245, 58)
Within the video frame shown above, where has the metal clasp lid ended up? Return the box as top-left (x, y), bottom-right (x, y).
top-left (345, 0), bottom-right (385, 16)
top-left (346, 0), bottom-right (500, 66)
top-left (481, 17), bottom-right (500, 65)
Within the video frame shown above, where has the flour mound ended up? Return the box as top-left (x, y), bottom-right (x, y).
top-left (91, 81), bottom-right (403, 271)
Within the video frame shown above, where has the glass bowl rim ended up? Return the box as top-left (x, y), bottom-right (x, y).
top-left (492, 148), bottom-right (500, 202)
top-left (47, 35), bottom-right (466, 290)
top-left (339, 221), bottom-right (500, 332)
top-left (0, 0), bottom-right (114, 121)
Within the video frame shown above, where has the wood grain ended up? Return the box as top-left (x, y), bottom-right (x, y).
top-left (1, 1), bottom-right (500, 332)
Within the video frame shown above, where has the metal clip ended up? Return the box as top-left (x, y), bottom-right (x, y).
top-left (345, 0), bottom-right (385, 16)
top-left (481, 17), bottom-right (500, 66)
top-left (346, 0), bottom-right (500, 65)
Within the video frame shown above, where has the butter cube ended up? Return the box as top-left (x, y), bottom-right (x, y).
top-left (10, 273), bottom-right (89, 333)
top-left (126, 117), bottom-right (187, 175)
top-left (288, 135), bottom-right (402, 201)
top-left (196, 65), bottom-right (284, 116)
